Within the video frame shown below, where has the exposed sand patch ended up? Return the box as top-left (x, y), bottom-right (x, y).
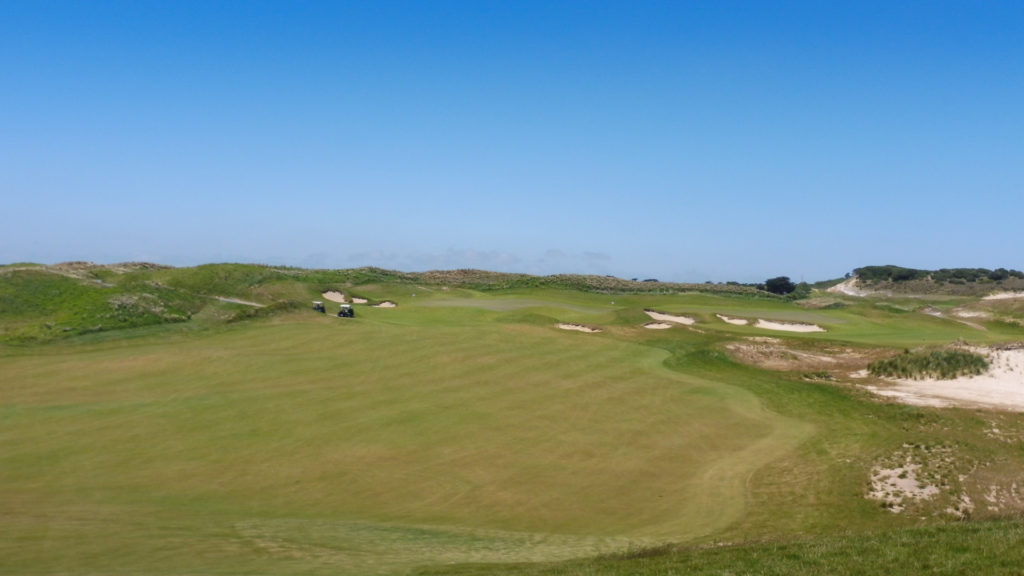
top-left (869, 346), bottom-right (1024, 411)
top-left (322, 291), bottom-right (347, 303)
top-left (754, 319), bottom-right (825, 333)
top-left (716, 314), bottom-right (749, 326)
top-left (642, 322), bottom-right (673, 330)
top-left (985, 292), bottom-right (1024, 300)
top-left (213, 296), bottom-right (265, 308)
top-left (351, 297), bottom-right (368, 304)
top-left (869, 464), bottom-right (939, 513)
top-left (373, 301), bottom-right (397, 308)
top-left (953, 309), bottom-right (991, 319)
top-left (827, 277), bottom-right (874, 297)
top-left (557, 323), bottom-right (602, 333)
top-left (866, 444), bottom-right (970, 517)
top-left (644, 310), bottom-right (695, 325)
top-left (920, 306), bottom-right (987, 331)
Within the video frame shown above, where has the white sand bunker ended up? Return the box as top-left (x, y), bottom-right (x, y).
top-left (643, 322), bottom-right (673, 330)
top-left (558, 323), bottom-right (602, 333)
top-left (350, 297), bottom-right (368, 304)
top-left (373, 301), bottom-right (397, 308)
top-left (322, 291), bottom-right (347, 303)
top-left (869, 347), bottom-right (1024, 411)
top-left (754, 319), bottom-right (826, 333)
top-left (716, 314), bottom-right (749, 326)
top-left (984, 292), bottom-right (1024, 300)
top-left (644, 310), bottom-right (696, 325)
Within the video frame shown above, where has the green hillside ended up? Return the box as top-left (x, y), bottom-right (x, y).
top-left (2, 263), bottom-right (1024, 575)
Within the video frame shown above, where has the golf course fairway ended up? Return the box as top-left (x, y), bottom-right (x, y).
top-left (4, 280), bottom-right (1024, 575)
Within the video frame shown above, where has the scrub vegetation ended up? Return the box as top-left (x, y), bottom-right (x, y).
top-left (868, 349), bottom-right (990, 380)
top-left (2, 262), bottom-right (1024, 575)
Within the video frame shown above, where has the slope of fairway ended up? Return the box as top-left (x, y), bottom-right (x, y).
top-left (0, 298), bottom-right (809, 575)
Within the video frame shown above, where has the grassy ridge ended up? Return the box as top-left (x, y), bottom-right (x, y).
top-left (0, 263), bottom-right (764, 343)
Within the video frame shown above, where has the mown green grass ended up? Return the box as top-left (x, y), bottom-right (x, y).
top-left (3, 276), bottom-right (1024, 575)
top-left (0, 304), bottom-right (806, 574)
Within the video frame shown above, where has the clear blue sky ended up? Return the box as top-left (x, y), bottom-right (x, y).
top-left (2, 1), bottom-right (1021, 282)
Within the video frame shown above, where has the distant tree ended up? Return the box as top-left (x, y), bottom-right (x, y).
top-left (764, 276), bottom-right (797, 295)
top-left (989, 268), bottom-right (1010, 281)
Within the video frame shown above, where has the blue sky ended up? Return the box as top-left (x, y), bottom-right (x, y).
top-left (2, 1), bottom-right (1021, 282)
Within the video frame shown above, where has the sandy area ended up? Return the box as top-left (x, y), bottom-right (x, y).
top-left (827, 277), bottom-right (874, 297)
top-left (644, 310), bottom-right (695, 325)
top-left (954, 309), bottom-right (991, 319)
top-left (558, 323), bottom-right (602, 333)
top-left (984, 292), bottom-right (1024, 300)
top-left (373, 301), bottom-right (397, 308)
top-left (322, 291), bottom-right (347, 303)
top-left (869, 347), bottom-right (1024, 411)
top-left (754, 319), bottom-right (825, 333)
top-left (716, 314), bottom-right (749, 325)
top-left (642, 322), bottom-right (673, 330)
top-left (351, 297), bottom-right (368, 304)
top-left (869, 464), bottom-right (939, 513)
top-left (726, 338), bottom-right (879, 372)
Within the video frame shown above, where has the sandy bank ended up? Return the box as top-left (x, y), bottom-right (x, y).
top-left (644, 310), bottom-right (696, 325)
top-left (754, 319), bottom-right (825, 333)
top-left (868, 347), bottom-right (1024, 411)
top-left (322, 291), bottom-right (347, 303)
top-left (642, 322), bottom-right (673, 330)
top-left (558, 323), bottom-right (602, 333)
top-left (984, 292), bottom-right (1024, 300)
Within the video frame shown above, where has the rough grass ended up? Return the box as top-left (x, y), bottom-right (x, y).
top-left (413, 518), bottom-right (1024, 575)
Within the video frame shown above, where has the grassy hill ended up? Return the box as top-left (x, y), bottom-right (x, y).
top-left (0, 262), bottom-right (764, 343)
top-left (2, 263), bottom-right (1024, 575)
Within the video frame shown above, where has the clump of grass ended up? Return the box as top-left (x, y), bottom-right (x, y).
top-left (868, 349), bottom-right (989, 380)
top-left (803, 370), bottom-right (833, 381)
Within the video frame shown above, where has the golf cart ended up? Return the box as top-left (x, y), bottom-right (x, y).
top-left (338, 304), bottom-right (355, 318)
top-left (313, 301), bottom-right (326, 313)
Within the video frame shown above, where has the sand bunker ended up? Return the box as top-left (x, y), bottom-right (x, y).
top-left (716, 314), bottom-right (749, 326)
top-left (558, 323), bottom-right (602, 333)
top-left (373, 301), bottom-right (397, 308)
top-left (869, 347), bottom-right (1024, 411)
top-left (644, 310), bottom-right (695, 325)
top-left (984, 292), bottom-right (1024, 300)
top-left (754, 319), bottom-right (825, 333)
top-left (351, 297), bottom-right (368, 304)
top-left (322, 291), bottom-right (347, 303)
top-left (643, 322), bottom-right (673, 330)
